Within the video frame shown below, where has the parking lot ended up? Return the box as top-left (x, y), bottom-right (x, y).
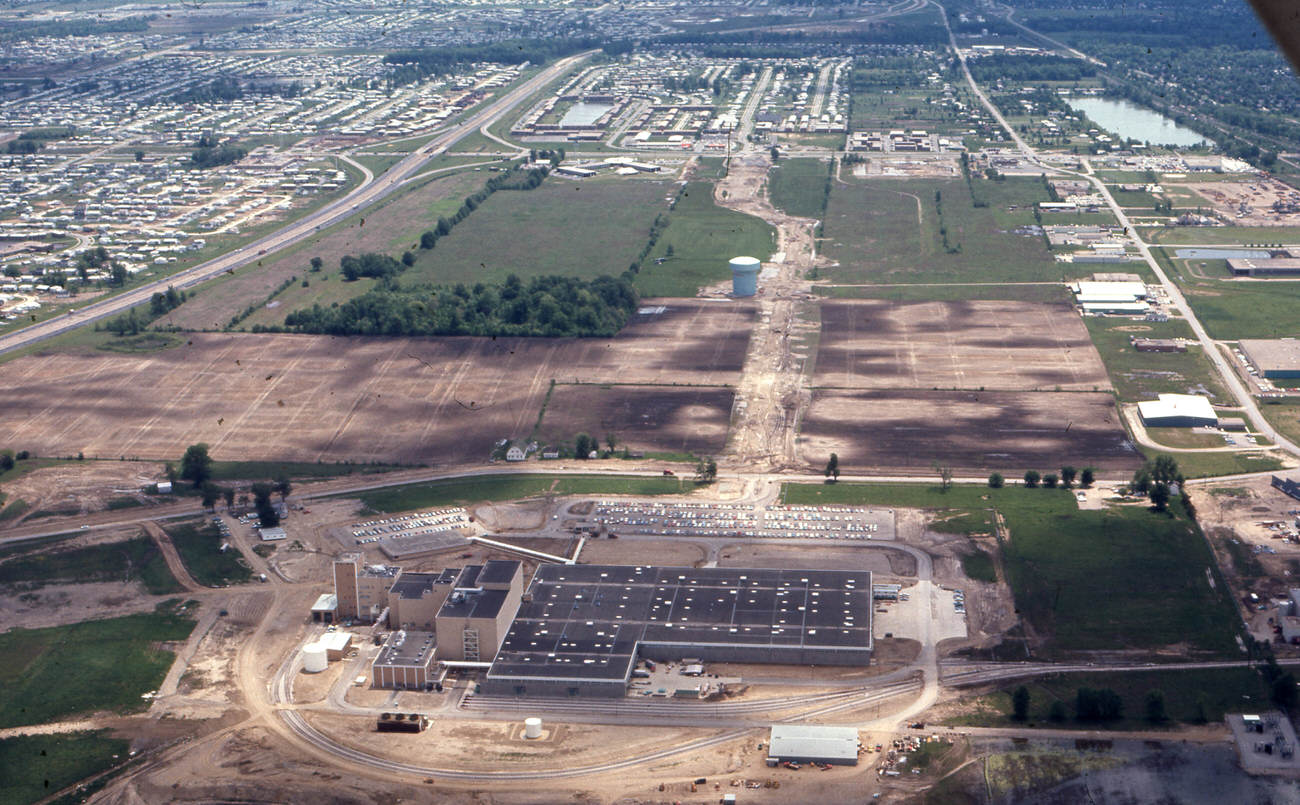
top-left (347, 508), bottom-right (469, 546)
top-left (581, 501), bottom-right (894, 541)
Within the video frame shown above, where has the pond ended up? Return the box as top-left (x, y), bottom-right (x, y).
top-left (1174, 248), bottom-right (1272, 260)
top-left (560, 102), bottom-right (614, 127)
top-left (1066, 96), bottom-right (1207, 148)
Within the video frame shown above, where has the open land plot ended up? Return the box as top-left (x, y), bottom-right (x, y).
top-left (767, 158), bottom-right (832, 219)
top-left (813, 299), bottom-right (1110, 391)
top-left (0, 731), bottom-right (130, 805)
top-left (636, 180), bottom-right (778, 297)
top-left (800, 389), bottom-right (1140, 474)
top-left (355, 475), bottom-right (687, 514)
top-left (1084, 317), bottom-right (1230, 402)
top-left (0, 301), bottom-right (754, 466)
top-left (1182, 179), bottom-right (1300, 227)
top-left (160, 169), bottom-right (492, 331)
top-left (814, 284), bottom-right (1072, 303)
top-left (1142, 224), bottom-right (1300, 245)
top-left (399, 176), bottom-right (675, 289)
top-left (0, 603), bottom-right (196, 728)
top-left (819, 177), bottom-right (1084, 284)
top-left (781, 484), bottom-right (1240, 656)
top-left (536, 385), bottom-right (733, 457)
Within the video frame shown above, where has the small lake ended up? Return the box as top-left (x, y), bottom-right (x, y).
top-left (1066, 96), bottom-right (1207, 147)
top-left (560, 102), bottom-right (613, 127)
top-left (1174, 248), bottom-right (1271, 260)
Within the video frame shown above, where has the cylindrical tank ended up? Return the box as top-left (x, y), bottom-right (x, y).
top-left (524, 717), bottom-right (543, 739)
top-left (730, 256), bottom-right (761, 297)
top-left (302, 642), bottom-right (328, 673)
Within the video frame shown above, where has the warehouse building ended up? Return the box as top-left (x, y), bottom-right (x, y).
top-left (1240, 339), bottom-right (1300, 378)
top-left (435, 560), bottom-right (524, 661)
top-left (372, 630), bottom-right (438, 690)
top-left (1227, 256), bottom-right (1300, 277)
top-left (333, 554), bottom-right (400, 623)
top-left (1138, 393), bottom-right (1218, 428)
top-left (484, 565), bottom-right (872, 698)
top-left (767, 724), bottom-right (860, 766)
top-left (387, 568), bottom-right (460, 630)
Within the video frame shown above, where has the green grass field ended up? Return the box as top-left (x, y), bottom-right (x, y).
top-left (944, 667), bottom-right (1268, 730)
top-left (0, 535), bottom-right (179, 595)
top-left (820, 177), bottom-right (1081, 284)
top-left (1179, 281), bottom-right (1300, 339)
top-left (355, 473), bottom-right (687, 514)
top-left (399, 175), bottom-right (672, 289)
top-left (1137, 447), bottom-right (1285, 478)
top-left (636, 180), bottom-right (777, 297)
top-left (0, 603), bottom-right (195, 728)
top-left (767, 158), bottom-right (831, 219)
top-left (163, 519), bottom-right (251, 587)
top-left (1142, 225), bottom-right (1300, 245)
top-left (206, 460), bottom-right (412, 483)
top-left (1258, 401), bottom-right (1300, 449)
top-left (782, 483), bottom-right (1240, 657)
top-left (0, 731), bottom-right (129, 805)
top-left (1083, 317), bottom-right (1230, 402)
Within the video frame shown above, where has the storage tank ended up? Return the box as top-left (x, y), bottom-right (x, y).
top-left (524, 717), bottom-right (543, 739)
top-left (730, 256), bottom-right (761, 297)
top-left (302, 642), bottom-right (328, 673)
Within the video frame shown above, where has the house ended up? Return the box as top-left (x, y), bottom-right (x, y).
top-left (505, 445), bottom-right (526, 462)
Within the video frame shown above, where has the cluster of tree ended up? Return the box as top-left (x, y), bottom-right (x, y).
top-left (695, 457), bottom-right (718, 484)
top-left (383, 37), bottom-right (607, 87)
top-left (99, 286), bottom-right (184, 335)
top-left (281, 274), bottom-right (638, 338)
top-left (528, 148), bottom-right (565, 164)
top-left (0, 449), bottom-right (31, 474)
top-left (1075, 687), bottom-right (1125, 722)
top-left (190, 143), bottom-right (249, 170)
top-left (178, 443), bottom-right (291, 522)
top-left (1129, 456), bottom-right (1183, 512)
top-left (1254, 645), bottom-right (1299, 710)
top-left (6, 140), bottom-right (40, 155)
top-left (1010, 683), bottom-right (1172, 725)
top-left (960, 152), bottom-right (987, 208)
top-left (968, 54), bottom-right (1097, 83)
top-left (18, 126), bottom-right (76, 141)
top-left (149, 286), bottom-right (187, 317)
top-left (1014, 466), bottom-right (1095, 489)
top-left (652, 20), bottom-right (949, 53)
top-left (340, 253), bottom-right (404, 282)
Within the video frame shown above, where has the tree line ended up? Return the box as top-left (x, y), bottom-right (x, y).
top-left (383, 37), bottom-right (613, 88)
top-left (280, 273), bottom-right (638, 338)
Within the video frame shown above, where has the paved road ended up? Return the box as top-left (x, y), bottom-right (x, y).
top-left (939, 0), bottom-right (1300, 460)
top-left (0, 51), bottom-right (594, 358)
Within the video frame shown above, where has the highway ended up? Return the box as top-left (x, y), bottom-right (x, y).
top-left (0, 51), bottom-right (594, 358)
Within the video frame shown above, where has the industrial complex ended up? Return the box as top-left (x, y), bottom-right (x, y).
top-left (315, 556), bottom-right (872, 697)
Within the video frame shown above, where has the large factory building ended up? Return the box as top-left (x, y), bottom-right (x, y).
top-left (483, 564), bottom-right (873, 698)
top-left (326, 558), bottom-right (872, 696)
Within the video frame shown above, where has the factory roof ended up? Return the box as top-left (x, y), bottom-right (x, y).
top-left (390, 570), bottom-right (457, 600)
top-left (478, 559), bottom-right (521, 588)
top-left (1071, 280), bottom-right (1147, 303)
top-left (373, 630), bottom-right (436, 669)
top-left (319, 631), bottom-right (353, 653)
top-left (311, 593), bottom-right (337, 613)
top-left (438, 583), bottom-right (512, 620)
top-left (767, 724), bottom-right (860, 763)
top-left (1137, 393), bottom-right (1217, 424)
top-left (1241, 339), bottom-right (1300, 372)
top-left (488, 565), bottom-right (872, 683)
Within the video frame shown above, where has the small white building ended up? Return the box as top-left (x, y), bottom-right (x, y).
top-left (1138, 394), bottom-right (1218, 428)
top-left (505, 445), bottom-right (526, 462)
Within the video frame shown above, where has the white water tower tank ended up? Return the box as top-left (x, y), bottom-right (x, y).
top-left (524, 717), bottom-right (543, 739)
top-left (302, 642), bottom-right (328, 673)
top-left (730, 256), bottom-right (761, 297)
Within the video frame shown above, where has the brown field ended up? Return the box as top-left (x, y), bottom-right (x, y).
top-left (814, 299), bottom-right (1111, 391)
top-left (0, 300), bottom-right (753, 466)
top-left (800, 389), bottom-right (1141, 473)
top-left (536, 384), bottom-right (734, 456)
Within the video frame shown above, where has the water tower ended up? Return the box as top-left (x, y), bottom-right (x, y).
top-left (730, 256), bottom-right (761, 297)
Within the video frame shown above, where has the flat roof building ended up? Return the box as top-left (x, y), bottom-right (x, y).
top-left (1227, 257), bottom-right (1300, 277)
top-left (1138, 393), bottom-right (1218, 428)
top-left (1241, 339), bottom-right (1300, 378)
top-left (767, 724), bottom-right (860, 766)
top-left (435, 560), bottom-right (524, 662)
top-left (372, 630), bottom-right (437, 690)
top-left (485, 565), bottom-right (872, 698)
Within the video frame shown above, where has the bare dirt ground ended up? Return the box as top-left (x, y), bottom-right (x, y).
top-left (712, 153), bottom-right (827, 471)
top-left (801, 389), bottom-right (1142, 474)
top-left (814, 299), bottom-right (1112, 391)
top-left (573, 538), bottom-right (708, 567)
top-left (537, 384), bottom-right (734, 456)
top-left (0, 300), bottom-right (753, 466)
top-left (1185, 179), bottom-right (1300, 227)
top-left (0, 461), bottom-right (164, 521)
top-left (717, 543), bottom-right (910, 576)
top-left (0, 580), bottom-right (163, 632)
